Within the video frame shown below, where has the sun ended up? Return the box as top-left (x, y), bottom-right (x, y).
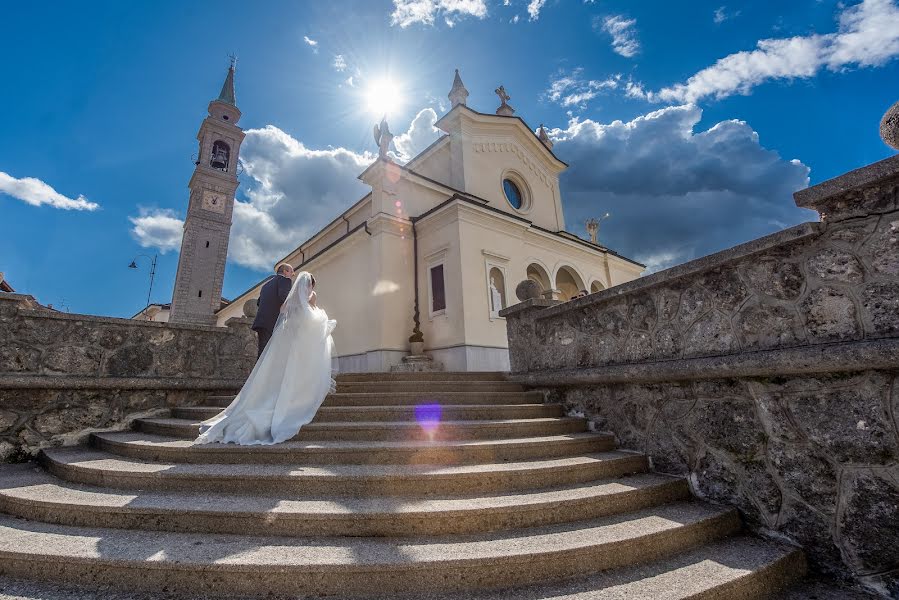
top-left (364, 78), bottom-right (404, 117)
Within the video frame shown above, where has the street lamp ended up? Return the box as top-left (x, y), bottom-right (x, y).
top-left (128, 253), bottom-right (158, 311)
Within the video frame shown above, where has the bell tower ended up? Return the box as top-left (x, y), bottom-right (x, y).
top-left (169, 60), bottom-right (246, 325)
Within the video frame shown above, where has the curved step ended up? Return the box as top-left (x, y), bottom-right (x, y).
top-left (135, 416), bottom-right (586, 441)
top-left (0, 536), bottom-right (807, 600)
top-left (0, 503), bottom-right (741, 597)
top-left (92, 431), bottom-right (616, 465)
top-left (206, 390), bottom-right (545, 407)
top-left (336, 371), bottom-right (510, 382)
top-left (40, 448), bottom-right (649, 496)
top-left (335, 381), bottom-right (526, 393)
top-left (174, 403), bottom-right (563, 422)
top-left (0, 465), bottom-right (690, 537)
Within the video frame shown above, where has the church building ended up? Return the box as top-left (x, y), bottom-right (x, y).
top-left (176, 66), bottom-right (644, 371)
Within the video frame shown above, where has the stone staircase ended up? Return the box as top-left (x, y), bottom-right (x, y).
top-left (0, 372), bottom-right (807, 598)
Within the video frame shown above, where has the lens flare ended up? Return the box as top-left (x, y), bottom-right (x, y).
top-left (415, 403), bottom-right (442, 433)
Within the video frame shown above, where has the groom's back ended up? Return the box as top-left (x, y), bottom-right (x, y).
top-left (252, 275), bottom-right (290, 332)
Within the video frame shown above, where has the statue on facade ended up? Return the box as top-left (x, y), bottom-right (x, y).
top-left (489, 276), bottom-right (504, 316)
top-left (373, 117), bottom-right (394, 159)
top-left (495, 85), bottom-right (515, 116)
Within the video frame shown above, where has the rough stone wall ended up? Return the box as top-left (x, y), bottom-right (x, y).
top-left (501, 154), bottom-right (899, 597)
top-left (555, 373), bottom-right (898, 596)
top-left (0, 294), bottom-right (255, 460)
top-left (507, 214), bottom-right (896, 374)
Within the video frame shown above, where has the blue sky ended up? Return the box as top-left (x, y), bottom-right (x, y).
top-left (2, 0), bottom-right (897, 317)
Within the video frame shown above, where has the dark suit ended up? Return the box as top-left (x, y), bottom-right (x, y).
top-left (251, 274), bottom-right (292, 358)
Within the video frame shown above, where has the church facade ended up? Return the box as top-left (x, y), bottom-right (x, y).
top-left (207, 70), bottom-right (644, 371)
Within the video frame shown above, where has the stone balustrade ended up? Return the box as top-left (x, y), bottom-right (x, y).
top-left (0, 294), bottom-right (255, 461)
top-left (501, 154), bottom-right (899, 597)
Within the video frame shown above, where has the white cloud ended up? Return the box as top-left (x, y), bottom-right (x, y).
top-left (129, 113), bottom-right (443, 271)
top-left (0, 171), bottom-right (99, 211)
top-left (511, 14), bottom-right (520, 23)
top-left (333, 55), bottom-right (347, 71)
top-left (651, 0), bottom-right (899, 103)
top-left (345, 76), bottom-right (355, 87)
top-left (303, 36), bottom-right (319, 53)
top-left (713, 6), bottom-right (741, 24)
top-left (390, 0), bottom-right (487, 27)
top-left (545, 68), bottom-right (620, 108)
top-left (393, 108), bottom-right (442, 161)
top-left (129, 207), bottom-right (183, 252)
top-left (597, 15), bottom-right (640, 58)
top-left (527, 0), bottom-right (547, 20)
top-left (550, 104), bottom-right (814, 272)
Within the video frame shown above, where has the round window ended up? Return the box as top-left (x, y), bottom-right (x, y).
top-left (503, 179), bottom-right (523, 210)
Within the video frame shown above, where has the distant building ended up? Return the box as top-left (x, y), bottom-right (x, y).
top-left (0, 272), bottom-right (13, 293)
top-left (134, 298), bottom-right (230, 322)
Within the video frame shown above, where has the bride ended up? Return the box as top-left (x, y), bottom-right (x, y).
top-left (196, 272), bottom-right (336, 445)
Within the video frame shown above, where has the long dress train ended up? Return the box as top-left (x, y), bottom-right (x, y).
top-left (196, 272), bottom-right (336, 445)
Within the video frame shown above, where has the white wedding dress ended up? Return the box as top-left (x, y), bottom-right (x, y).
top-left (196, 272), bottom-right (337, 445)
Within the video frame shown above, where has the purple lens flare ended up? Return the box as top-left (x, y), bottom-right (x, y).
top-left (415, 403), bottom-right (442, 433)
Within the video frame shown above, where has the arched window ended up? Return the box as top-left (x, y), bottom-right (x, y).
top-left (590, 280), bottom-right (606, 294)
top-left (210, 141), bottom-right (230, 171)
top-left (488, 267), bottom-right (507, 317)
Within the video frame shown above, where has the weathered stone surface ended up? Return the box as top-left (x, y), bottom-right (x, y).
top-left (861, 281), bottom-right (899, 336)
top-left (787, 374), bottom-right (896, 464)
top-left (742, 258), bottom-right (804, 301)
top-left (768, 440), bottom-right (838, 514)
top-left (801, 287), bottom-right (861, 342)
top-left (737, 303), bottom-right (806, 351)
top-left (682, 311), bottom-right (737, 357)
top-left (868, 218), bottom-right (899, 276)
top-left (42, 346), bottom-right (101, 374)
top-left (677, 285), bottom-right (712, 329)
top-left (807, 248), bottom-right (865, 283)
top-left (838, 469), bottom-right (899, 574)
top-left (104, 346), bottom-right (154, 377)
top-left (626, 295), bottom-right (657, 331)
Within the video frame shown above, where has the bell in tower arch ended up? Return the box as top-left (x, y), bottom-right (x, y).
top-left (210, 140), bottom-right (230, 171)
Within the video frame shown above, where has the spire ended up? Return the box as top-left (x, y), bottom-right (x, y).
top-left (538, 124), bottom-right (553, 150)
top-left (216, 58), bottom-right (237, 106)
top-left (448, 69), bottom-right (469, 108)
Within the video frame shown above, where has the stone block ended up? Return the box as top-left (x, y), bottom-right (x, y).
top-left (768, 439), bottom-right (838, 514)
top-left (682, 311), bottom-right (738, 357)
top-left (806, 248), bottom-right (865, 283)
top-left (104, 345), bottom-right (154, 377)
top-left (42, 346), bottom-right (101, 375)
top-left (838, 468), bottom-right (899, 575)
top-left (800, 287), bottom-right (862, 343)
top-left (741, 258), bottom-right (804, 301)
top-left (787, 374), bottom-right (897, 464)
top-left (868, 217), bottom-right (899, 276)
top-left (861, 281), bottom-right (899, 336)
top-left (736, 303), bottom-right (807, 351)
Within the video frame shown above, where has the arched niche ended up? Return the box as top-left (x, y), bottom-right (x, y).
top-left (488, 266), bottom-right (507, 317)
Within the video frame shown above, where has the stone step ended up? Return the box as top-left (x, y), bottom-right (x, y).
top-left (205, 390), bottom-right (546, 407)
top-left (410, 537), bottom-right (806, 600)
top-left (0, 464), bottom-right (690, 537)
top-left (0, 503), bottom-right (743, 597)
top-left (0, 536), bottom-right (807, 600)
top-left (335, 371), bottom-right (510, 382)
top-left (40, 448), bottom-right (649, 496)
top-left (174, 403), bottom-right (563, 422)
top-left (336, 380), bottom-right (527, 393)
top-left (92, 431), bottom-right (617, 465)
top-left (134, 416), bottom-right (587, 442)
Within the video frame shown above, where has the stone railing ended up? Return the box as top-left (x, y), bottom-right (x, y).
top-left (501, 154), bottom-right (899, 597)
top-left (0, 294), bottom-right (255, 461)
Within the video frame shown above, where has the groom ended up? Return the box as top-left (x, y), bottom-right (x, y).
top-left (252, 263), bottom-right (295, 358)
